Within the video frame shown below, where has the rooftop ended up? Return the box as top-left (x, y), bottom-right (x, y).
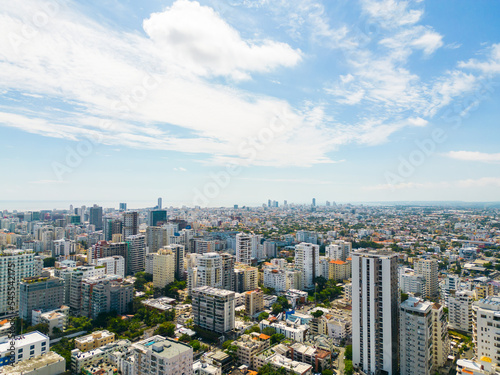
top-left (0, 351), bottom-right (64, 375)
top-left (0, 331), bottom-right (48, 352)
top-left (134, 336), bottom-right (192, 359)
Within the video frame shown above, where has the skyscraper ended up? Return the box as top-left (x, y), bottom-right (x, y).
top-left (312, 198), bottom-right (316, 206)
top-left (294, 242), bottom-right (319, 290)
top-left (119, 203), bottom-right (127, 212)
top-left (89, 205), bottom-right (103, 231)
top-left (157, 197), bottom-right (162, 209)
top-left (192, 286), bottom-right (235, 334)
top-left (352, 250), bottom-right (399, 375)
top-left (153, 248), bottom-right (175, 289)
top-left (149, 209), bottom-right (167, 226)
top-left (164, 244), bottom-right (185, 280)
top-left (123, 211), bottom-right (138, 238)
top-left (19, 276), bottom-right (65, 322)
top-left (236, 233), bottom-right (251, 265)
top-left (221, 253), bottom-right (235, 291)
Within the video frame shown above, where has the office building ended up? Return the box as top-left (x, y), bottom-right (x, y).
top-left (146, 226), bottom-right (168, 254)
top-left (19, 276), bottom-right (64, 322)
top-left (236, 233), bottom-right (251, 265)
top-left (0, 250), bottom-right (35, 315)
top-left (149, 210), bottom-right (167, 227)
top-left (294, 243), bottom-right (319, 290)
top-left (104, 219), bottom-right (123, 242)
top-left (400, 297), bottom-right (433, 375)
top-left (153, 248), bottom-right (175, 289)
top-left (119, 203), bottom-right (127, 211)
top-left (89, 205), bottom-right (103, 231)
top-left (192, 286), bottom-right (235, 334)
top-left (81, 275), bottom-right (133, 319)
top-left (414, 258), bottom-right (439, 299)
top-left (123, 212), bottom-right (139, 238)
top-left (88, 241), bottom-right (128, 265)
top-left (132, 336), bottom-right (193, 375)
top-left (352, 250), bottom-right (399, 375)
top-left (162, 244), bottom-right (185, 280)
top-left (157, 197), bottom-right (162, 209)
top-left (126, 234), bottom-right (146, 276)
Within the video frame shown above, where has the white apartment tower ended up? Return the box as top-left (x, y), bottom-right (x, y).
top-left (326, 240), bottom-right (352, 261)
top-left (236, 233), bottom-right (252, 265)
top-left (192, 286), bottom-right (235, 334)
top-left (432, 303), bottom-right (450, 369)
top-left (294, 242), bottom-right (319, 290)
top-left (400, 297), bottom-right (434, 375)
top-left (449, 290), bottom-right (474, 333)
top-left (352, 250), bottom-right (399, 375)
top-left (473, 296), bottom-right (500, 367)
top-left (414, 258), bottom-right (439, 299)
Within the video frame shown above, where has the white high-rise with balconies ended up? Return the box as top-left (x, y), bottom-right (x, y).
top-left (473, 296), bottom-right (500, 368)
top-left (236, 233), bottom-right (252, 265)
top-left (414, 258), bottom-right (439, 299)
top-left (294, 242), bottom-right (319, 290)
top-left (352, 250), bottom-right (399, 375)
top-left (400, 297), bottom-right (433, 375)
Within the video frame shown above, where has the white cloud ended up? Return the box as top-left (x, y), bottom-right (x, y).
top-left (445, 151), bottom-right (500, 163)
top-left (365, 177), bottom-right (500, 191)
top-left (360, 0), bottom-right (423, 28)
top-left (143, 0), bottom-right (302, 80)
top-left (458, 43), bottom-right (500, 74)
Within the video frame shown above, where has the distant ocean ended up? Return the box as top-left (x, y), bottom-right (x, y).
top-left (0, 200), bottom-right (165, 211)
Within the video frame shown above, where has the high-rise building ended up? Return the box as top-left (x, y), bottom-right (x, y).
top-left (294, 242), bottom-right (319, 290)
top-left (236, 233), bottom-right (252, 265)
top-left (157, 197), bottom-right (162, 209)
top-left (263, 268), bottom-right (286, 292)
top-left (432, 303), bottom-right (450, 369)
top-left (352, 250), bottom-right (399, 375)
top-left (146, 226), bottom-right (168, 253)
top-left (132, 336), bottom-right (193, 375)
top-left (0, 249), bottom-right (35, 314)
top-left (153, 248), bottom-right (175, 289)
top-left (89, 205), bottom-right (103, 231)
top-left (473, 296), bottom-right (500, 368)
top-left (123, 211), bottom-right (139, 238)
top-left (400, 297), bottom-right (433, 375)
top-left (312, 198), bottom-right (316, 207)
top-left (245, 289), bottom-right (264, 316)
top-left (119, 203), bottom-right (127, 212)
top-left (192, 286), bottom-right (235, 334)
top-left (234, 264), bottom-right (259, 292)
top-left (126, 234), bottom-right (146, 276)
top-left (19, 276), bottom-right (65, 322)
top-left (326, 240), bottom-right (352, 261)
top-left (414, 258), bottom-right (439, 299)
top-left (196, 252), bottom-right (223, 289)
top-left (88, 241), bottom-right (128, 265)
top-left (194, 239), bottom-right (216, 255)
top-left (449, 290), bottom-right (473, 333)
top-left (149, 210), bottom-right (167, 227)
top-left (221, 253), bottom-right (235, 291)
top-left (104, 219), bottom-right (123, 241)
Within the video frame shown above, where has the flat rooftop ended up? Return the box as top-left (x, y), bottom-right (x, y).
top-left (0, 351), bottom-right (64, 375)
top-left (133, 336), bottom-right (192, 359)
top-left (0, 331), bottom-right (48, 352)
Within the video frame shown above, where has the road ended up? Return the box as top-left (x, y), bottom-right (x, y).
top-left (335, 346), bottom-right (346, 375)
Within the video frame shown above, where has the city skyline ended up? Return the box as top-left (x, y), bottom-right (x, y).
top-left (1, 0), bottom-right (500, 205)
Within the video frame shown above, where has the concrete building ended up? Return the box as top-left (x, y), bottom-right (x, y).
top-left (414, 258), bottom-right (439, 299)
top-left (132, 336), bottom-right (193, 375)
top-left (123, 212), bottom-right (139, 238)
top-left (233, 333), bottom-right (270, 368)
top-left (146, 226), bottom-right (168, 254)
top-left (19, 276), bottom-right (64, 322)
top-left (236, 233), bottom-right (252, 265)
top-left (294, 243), bottom-right (319, 290)
top-left (400, 272), bottom-right (426, 296)
top-left (259, 320), bottom-right (308, 343)
top-left (263, 268), bottom-right (286, 292)
top-left (0, 351), bottom-right (65, 375)
top-left (0, 331), bottom-right (49, 366)
top-left (351, 250), bottom-right (399, 375)
top-left (400, 297), bottom-right (433, 375)
top-left (0, 249), bottom-right (35, 314)
top-left (153, 248), bottom-right (175, 289)
top-left (166, 244), bottom-right (185, 280)
top-left (75, 331), bottom-right (116, 352)
top-left (326, 240), bottom-right (351, 261)
top-left (221, 253), bottom-right (235, 291)
top-left (126, 234), bottom-right (146, 276)
top-left (432, 303), bottom-right (450, 369)
top-left (31, 306), bottom-right (69, 334)
top-left (328, 259), bottom-right (351, 281)
top-left (449, 290), bottom-right (474, 333)
top-left (234, 264), bottom-right (258, 292)
top-left (96, 256), bottom-right (125, 278)
top-left (245, 289), bottom-right (264, 316)
top-left (192, 286), bottom-right (235, 334)
top-left (473, 296), bottom-right (500, 368)
top-left (89, 205), bottom-right (103, 231)
top-left (88, 241), bottom-right (128, 266)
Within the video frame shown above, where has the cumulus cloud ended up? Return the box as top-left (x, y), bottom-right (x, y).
top-left (445, 151), bottom-right (500, 163)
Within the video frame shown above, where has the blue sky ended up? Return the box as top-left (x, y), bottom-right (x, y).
top-left (1, 0), bottom-right (500, 208)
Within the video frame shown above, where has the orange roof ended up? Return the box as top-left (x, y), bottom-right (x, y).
top-left (330, 260), bottom-right (346, 265)
top-left (0, 319), bottom-right (8, 326)
top-left (346, 257), bottom-right (352, 261)
top-left (259, 334), bottom-right (270, 340)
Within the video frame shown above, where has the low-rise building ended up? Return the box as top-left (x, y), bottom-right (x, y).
top-left (259, 320), bottom-right (308, 343)
top-left (75, 331), bottom-right (116, 352)
top-left (0, 351), bottom-right (65, 375)
top-left (233, 333), bottom-right (270, 368)
top-left (0, 331), bottom-right (49, 366)
top-left (32, 306), bottom-right (69, 335)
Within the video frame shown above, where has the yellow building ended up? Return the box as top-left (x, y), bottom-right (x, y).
top-left (153, 248), bottom-right (175, 289)
top-left (329, 260), bottom-right (351, 281)
top-left (75, 330), bottom-right (115, 352)
top-left (245, 289), bottom-right (264, 316)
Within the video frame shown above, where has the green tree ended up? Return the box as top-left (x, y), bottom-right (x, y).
top-left (272, 303), bottom-right (283, 315)
top-left (154, 322), bottom-right (175, 337)
top-left (345, 345), bottom-right (353, 360)
top-left (262, 327), bottom-right (276, 336)
top-left (179, 334), bottom-right (191, 342)
top-left (401, 292), bottom-right (409, 303)
top-left (189, 340), bottom-right (201, 351)
top-left (258, 312), bottom-right (270, 321)
top-left (43, 257), bottom-right (56, 267)
top-left (222, 340), bottom-right (234, 349)
top-left (312, 310), bottom-right (324, 318)
top-left (270, 333), bottom-right (285, 345)
top-left (258, 363), bottom-right (287, 375)
top-left (345, 360), bottom-right (354, 375)
top-left (322, 370), bottom-right (334, 375)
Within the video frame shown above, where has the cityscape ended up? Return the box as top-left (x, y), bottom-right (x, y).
top-left (1, 0), bottom-right (500, 375)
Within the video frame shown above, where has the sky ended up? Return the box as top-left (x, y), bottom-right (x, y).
top-left (1, 0), bottom-right (500, 208)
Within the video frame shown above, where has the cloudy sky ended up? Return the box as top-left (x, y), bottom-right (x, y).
top-left (1, 0), bottom-right (499, 208)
